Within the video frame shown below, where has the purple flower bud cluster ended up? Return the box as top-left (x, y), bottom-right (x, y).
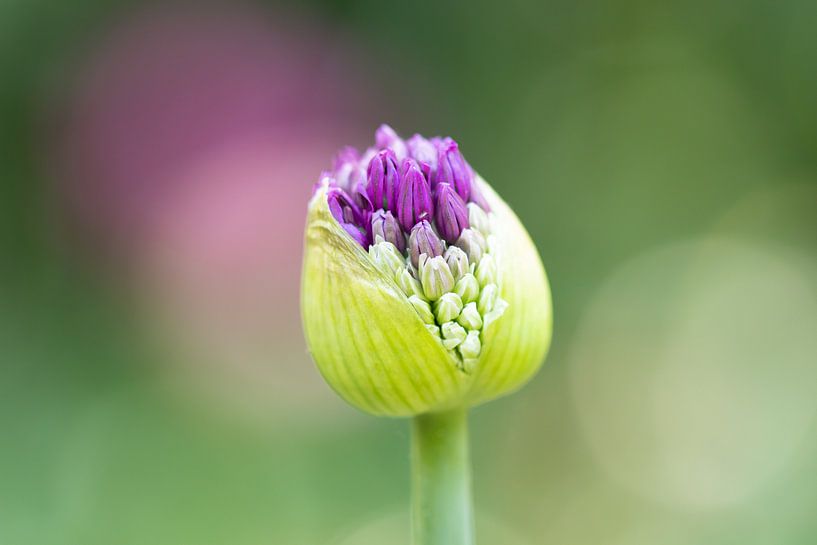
top-left (319, 125), bottom-right (489, 251)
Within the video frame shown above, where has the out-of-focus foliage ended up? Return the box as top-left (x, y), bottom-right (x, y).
top-left (2, 0), bottom-right (816, 544)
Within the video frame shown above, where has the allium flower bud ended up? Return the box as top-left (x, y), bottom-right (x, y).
top-left (302, 125), bottom-right (552, 416)
top-left (444, 246), bottom-right (469, 281)
top-left (433, 139), bottom-right (472, 201)
top-left (434, 292), bottom-right (464, 324)
top-left (457, 302), bottom-right (483, 331)
top-left (333, 146), bottom-right (362, 191)
top-left (458, 331), bottom-right (482, 373)
top-left (327, 186), bottom-right (367, 246)
top-left (419, 255), bottom-right (455, 301)
top-left (409, 295), bottom-right (435, 325)
top-left (367, 149), bottom-right (399, 211)
top-left (369, 240), bottom-right (405, 276)
top-left (395, 267), bottom-right (426, 300)
top-left (467, 202), bottom-right (490, 235)
top-left (441, 321), bottom-right (467, 351)
top-left (397, 159), bottom-right (434, 233)
top-left (475, 253), bottom-right (497, 287)
top-left (371, 210), bottom-right (406, 253)
top-left (458, 330), bottom-right (481, 360)
top-left (477, 283), bottom-right (498, 315)
top-left (375, 124), bottom-right (408, 160)
top-left (468, 170), bottom-right (492, 212)
top-left (454, 273), bottom-right (480, 304)
top-left (407, 134), bottom-right (438, 170)
top-left (456, 228), bottom-right (486, 264)
top-left (408, 220), bottom-right (444, 269)
top-left (434, 182), bottom-right (470, 243)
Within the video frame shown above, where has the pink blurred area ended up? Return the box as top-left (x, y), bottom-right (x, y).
top-left (51, 2), bottom-right (385, 416)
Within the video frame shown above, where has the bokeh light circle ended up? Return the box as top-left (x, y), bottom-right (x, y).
top-left (569, 237), bottom-right (817, 509)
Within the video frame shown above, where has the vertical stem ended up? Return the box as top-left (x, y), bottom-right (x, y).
top-left (411, 407), bottom-right (474, 545)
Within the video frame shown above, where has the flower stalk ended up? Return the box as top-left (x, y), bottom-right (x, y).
top-left (411, 408), bottom-right (474, 545)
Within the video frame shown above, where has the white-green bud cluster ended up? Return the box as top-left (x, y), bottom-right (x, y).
top-left (389, 208), bottom-right (508, 373)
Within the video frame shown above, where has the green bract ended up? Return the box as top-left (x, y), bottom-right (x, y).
top-left (301, 176), bottom-right (552, 417)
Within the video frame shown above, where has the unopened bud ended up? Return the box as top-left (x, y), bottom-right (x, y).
top-left (483, 297), bottom-right (509, 330)
top-left (434, 182), bottom-right (469, 243)
top-left (433, 139), bottom-right (472, 202)
top-left (434, 292), bottom-right (464, 323)
top-left (477, 283), bottom-right (498, 315)
top-left (457, 302), bottom-right (483, 330)
top-left (454, 273), bottom-right (480, 304)
top-left (467, 203), bottom-right (490, 235)
top-left (375, 124), bottom-right (408, 160)
top-left (456, 228), bottom-right (486, 264)
top-left (419, 255), bottom-right (455, 301)
top-left (395, 267), bottom-right (425, 300)
top-left (458, 330), bottom-right (481, 360)
top-left (366, 149), bottom-right (399, 211)
top-left (444, 246), bottom-right (469, 281)
top-left (475, 253), bottom-right (497, 287)
top-left (369, 241), bottom-right (405, 276)
top-left (409, 220), bottom-right (444, 269)
top-left (441, 321), bottom-right (467, 351)
top-left (408, 295), bottom-right (435, 324)
top-left (425, 324), bottom-right (442, 339)
top-left (406, 134), bottom-right (437, 169)
top-left (371, 210), bottom-right (406, 253)
top-left (397, 159), bottom-right (434, 232)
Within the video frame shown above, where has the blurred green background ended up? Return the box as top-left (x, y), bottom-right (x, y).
top-left (2, 0), bottom-right (817, 544)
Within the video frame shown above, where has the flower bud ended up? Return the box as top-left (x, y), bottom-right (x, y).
top-left (458, 330), bottom-right (481, 360)
top-left (454, 273), bottom-right (480, 303)
top-left (434, 182), bottom-right (469, 243)
top-left (333, 146), bottom-right (361, 190)
top-left (434, 292), bottom-right (464, 323)
top-left (302, 127), bottom-right (552, 417)
top-left (408, 295), bottom-right (435, 324)
top-left (366, 149), bottom-right (399, 211)
top-left (419, 255), bottom-right (455, 301)
top-left (408, 220), bottom-right (444, 269)
top-left (395, 267), bottom-right (425, 300)
top-left (444, 246), bottom-right (469, 281)
top-left (467, 202), bottom-right (490, 235)
top-left (369, 241), bottom-right (405, 276)
top-left (477, 283), bottom-right (497, 315)
top-left (371, 210), bottom-right (406, 253)
top-left (441, 321), bottom-right (467, 351)
top-left (467, 169), bottom-right (491, 212)
top-left (475, 253), bottom-right (497, 287)
top-left (397, 159), bottom-right (434, 232)
top-left (456, 228), bottom-right (486, 264)
top-left (433, 139), bottom-right (472, 201)
top-left (483, 297), bottom-right (509, 330)
top-left (406, 134), bottom-right (437, 169)
top-left (327, 186), bottom-right (368, 247)
top-left (327, 186), bottom-right (360, 224)
top-left (350, 178), bottom-right (373, 223)
top-left (375, 123), bottom-right (408, 160)
top-left (457, 302), bottom-right (483, 330)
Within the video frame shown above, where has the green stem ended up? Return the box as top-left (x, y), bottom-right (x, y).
top-left (411, 407), bottom-right (474, 545)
